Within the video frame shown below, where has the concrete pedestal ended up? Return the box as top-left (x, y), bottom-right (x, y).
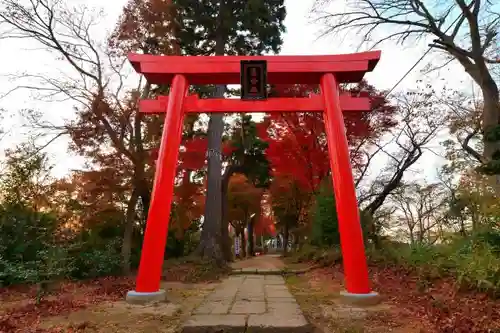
top-left (339, 291), bottom-right (381, 306)
top-left (126, 289), bottom-right (167, 305)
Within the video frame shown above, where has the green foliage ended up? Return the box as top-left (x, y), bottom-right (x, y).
top-left (174, 0), bottom-right (286, 56)
top-left (166, 219), bottom-right (201, 258)
top-left (287, 243), bottom-right (342, 266)
top-left (229, 115), bottom-right (271, 188)
top-left (0, 203), bottom-right (63, 285)
top-left (311, 182), bottom-right (340, 247)
top-left (310, 180), bottom-right (370, 246)
top-left (0, 142), bottom-right (133, 286)
top-left (0, 203), bottom-right (127, 285)
top-left (0, 141), bottom-right (53, 207)
top-left (68, 238), bottom-right (124, 279)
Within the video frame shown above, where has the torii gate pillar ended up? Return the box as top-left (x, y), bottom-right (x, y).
top-left (125, 51), bottom-right (382, 306)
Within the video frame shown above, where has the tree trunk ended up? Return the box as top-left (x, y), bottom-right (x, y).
top-left (197, 2), bottom-right (228, 265)
top-left (360, 210), bottom-right (380, 248)
top-left (138, 178), bottom-right (151, 218)
top-left (121, 188), bottom-right (139, 274)
top-left (122, 78), bottom-right (151, 274)
top-left (133, 81), bottom-right (152, 231)
top-left (221, 164), bottom-right (236, 262)
top-left (240, 231), bottom-right (247, 258)
top-left (293, 232), bottom-right (299, 251)
top-left (481, 81), bottom-right (500, 160)
top-left (409, 226), bottom-right (415, 245)
top-left (198, 84), bottom-right (226, 266)
top-left (248, 218), bottom-right (255, 256)
top-left (283, 222), bottom-right (289, 256)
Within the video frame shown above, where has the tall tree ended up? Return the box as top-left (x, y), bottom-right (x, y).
top-left (222, 114), bottom-right (271, 257)
top-left (168, 0), bottom-right (286, 264)
top-left (313, 0), bottom-right (500, 168)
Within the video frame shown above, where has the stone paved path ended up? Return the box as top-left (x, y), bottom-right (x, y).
top-left (181, 274), bottom-right (313, 333)
top-left (230, 254), bottom-right (285, 270)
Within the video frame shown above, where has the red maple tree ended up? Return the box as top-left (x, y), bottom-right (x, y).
top-left (259, 81), bottom-right (397, 194)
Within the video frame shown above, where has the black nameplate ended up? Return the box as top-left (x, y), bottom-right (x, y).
top-left (240, 60), bottom-right (267, 100)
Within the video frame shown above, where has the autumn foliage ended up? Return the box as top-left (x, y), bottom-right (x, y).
top-left (227, 174), bottom-right (263, 227)
top-left (260, 81), bottom-right (397, 193)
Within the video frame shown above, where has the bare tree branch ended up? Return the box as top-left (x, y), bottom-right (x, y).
top-left (357, 89), bottom-right (445, 219)
top-left (313, 0), bottom-right (500, 161)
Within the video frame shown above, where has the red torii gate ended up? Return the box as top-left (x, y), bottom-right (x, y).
top-left (126, 51), bottom-right (381, 304)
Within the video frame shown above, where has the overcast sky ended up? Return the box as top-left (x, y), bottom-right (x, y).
top-left (0, 0), bottom-right (475, 182)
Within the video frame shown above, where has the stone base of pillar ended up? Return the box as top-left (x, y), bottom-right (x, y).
top-left (125, 289), bottom-right (167, 305)
top-left (339, 291), bottom-right (381, 307)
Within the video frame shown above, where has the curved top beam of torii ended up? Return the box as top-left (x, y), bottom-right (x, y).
top-left (127, 50), bottom-right (381, 85)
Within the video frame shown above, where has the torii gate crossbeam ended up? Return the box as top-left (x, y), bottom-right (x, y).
top-left (125, 51), bottom-right (381, 305)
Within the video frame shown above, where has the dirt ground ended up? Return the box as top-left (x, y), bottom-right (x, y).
top-left (286, 267), bottom-right (500, 333)
top-left (286, 271), bottom-right (426, 333)
top-left (0, 279), bottom-right (217, 333)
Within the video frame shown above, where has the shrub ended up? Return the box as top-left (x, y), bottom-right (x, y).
top-left (368, 233), bottom-right (500, 296)
top-left (68, 238), bottom-right (124, 279)
top-left (0, 203), bottom-right (133, 285)
top-left (0, 204), bottom-right (67, 286)
top-left (311, 181), bottom-right (340, 247)
top-left (287, 243), bottom-right (342, 267)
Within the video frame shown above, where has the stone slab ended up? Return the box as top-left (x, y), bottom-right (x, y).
top-left (266, 289), bottom-right (294, 298)
top-left (264, 285), bottom-right (289, 291)
top-left (235, 294), bottom-right (265, 302)
top-left (267, 302), bottom-right (302, 315)
top-left (182, 315), bottom-right (247, 333)
top-left (206, 288), bottom-right (238, 301)
top-left (193, 300), bottom-right (232, 315)
top-left (245, 275), bottom-right (266, 280)
top-left (265, 275), bottom-right (285, 281)
top-left (263, 276), bottom-right (285, 285)
top-left (230, 301), bottom-right (266, 314)
top-left (247, 313), bottom-right (312, 333)
top-left (266, 297), bottom-right (297, 303)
